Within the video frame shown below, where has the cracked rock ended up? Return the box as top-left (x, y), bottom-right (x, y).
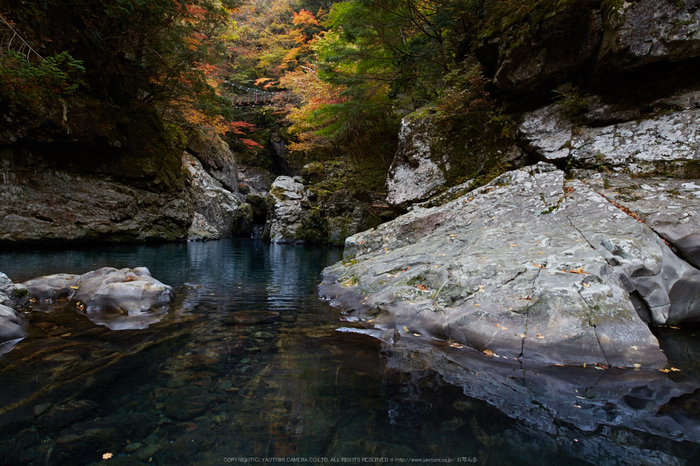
top-left (318, 163), bottom-right (700, 368)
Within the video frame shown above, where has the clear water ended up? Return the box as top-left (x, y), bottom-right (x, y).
top-left (0, 239), bottom-right (699, 465)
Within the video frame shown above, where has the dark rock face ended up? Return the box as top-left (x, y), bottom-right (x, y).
top-left (476, 0), bottom-right (700, 103)
top-left (265, 175), bottom-right (380, 246)
top-left (0, 102), bottom-right (194, 245)
top-left (0, 169), bottom-right (193, 244)
top-left (597, 0), bottom-right (700, 73)
top-left (185, 130), bottom-right (240, 193)
top-left (183, 152), bottom-right (252, 241)
top-left (321, 163), bottom-right (700, 368)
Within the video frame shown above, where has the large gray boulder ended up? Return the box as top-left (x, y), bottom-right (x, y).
top-left (320, 163), bottom-right (700, 368)
top-left (183, 152), bottom-right (252, 241)
top-left (265, 176), bottom-right (309, 244)
top-left (24, 267), bottom-right (174, 330)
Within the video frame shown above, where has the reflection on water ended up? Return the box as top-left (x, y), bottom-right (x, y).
top-left (0, 240), bottom-right (699, 465)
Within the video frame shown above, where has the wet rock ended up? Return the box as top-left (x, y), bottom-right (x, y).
top-left (0, 160), bottom-right (193, 245)
top-left (381, 342), bottom-right (700, 449)
top-left (0, 304), bottom-right (28, 349)
top-left (134, 443), bottom-right (159, 461)
top-left (124, 442), bottom-right (142, 453)
top-left (23, 273), bottom-right (80, 310)
top-left (37, 400), bottom-right (100, 430)
top-left (319, 163), bottom-right (700, 367)
top-left (72, 267), bottom-right (173, 330)
top-left (183, 153), bottom-right (252, 240)
top-left (23, 267), bottom-right (174, 330)
top-left (578, 172), bottom-right (700, 270)
top-left (185, 131), bottom-right (240, 192)
top-left (238, 166), bottom-right (273, 195)
top-left (163, 386), bottom-right (217, 421)
top-left (53, 413), bottom-right (154, 460)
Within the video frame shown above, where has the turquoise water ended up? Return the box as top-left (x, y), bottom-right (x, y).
top-left (0, 239), bottom-right (699, 465)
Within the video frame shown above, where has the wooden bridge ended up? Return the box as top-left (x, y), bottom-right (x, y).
top-left (229, 82), bottom-right (290, 107)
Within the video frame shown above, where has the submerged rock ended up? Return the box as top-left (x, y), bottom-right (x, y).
top-left (24, 267), bottom-right (174, 331)
top-left (0, 304), bottom-right (28, 352)
top-left (320, 163), bottom-right (700, 368)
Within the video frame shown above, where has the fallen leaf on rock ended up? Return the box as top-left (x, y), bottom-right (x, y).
top-left (474, 303), bottom-right (480, 307)
top-left (659, 368), bottom-right (671, 373)
top-left (567, 267), bottom-right (588, 274)
top-left (582, 283), bottom-right (590, 288)
top-left (416, 284), bottom-right (428, 291)
top-left (533, 263), bottom-right (545, 269)
top-left (449, 342), bottom-right (463, 348)
top-left (482, 349), bottom-right (494, 358)
top-left (69, 285), bottom-right (79, 290)
top-left (671, 367), bottom-right (681, 372)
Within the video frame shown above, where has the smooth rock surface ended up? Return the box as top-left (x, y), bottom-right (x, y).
top-left (578, 171), bottom-right (700, 269)
top-left (24, 267), bottom-right (174, 330)
top-left (320, 163), bottom-right (700, 367)
top-left (0, 304), bottom-right (27, 348)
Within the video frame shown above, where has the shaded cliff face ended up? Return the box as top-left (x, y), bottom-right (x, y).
top-left (474, 0), bottom-right (700, 107)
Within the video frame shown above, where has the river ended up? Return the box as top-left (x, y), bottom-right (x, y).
top-left (0, 239), bottom-right (699, 465)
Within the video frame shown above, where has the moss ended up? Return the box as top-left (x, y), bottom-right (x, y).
top-left (13, 287), bottom-right (29, 298)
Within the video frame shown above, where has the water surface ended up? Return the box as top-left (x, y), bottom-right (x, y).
top-left (0, 240), bottom-right (699, 465)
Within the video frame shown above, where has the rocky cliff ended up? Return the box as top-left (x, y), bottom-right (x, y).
top-left (320, 0), bottom-right (700, 368)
